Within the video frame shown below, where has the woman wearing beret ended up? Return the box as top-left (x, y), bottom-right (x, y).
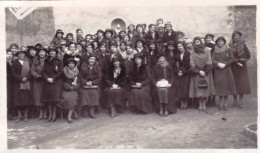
top-left (228, 31), bottom-right (251, 108)
top-left (174, 42), bottom-right (191, 110)
top-left (60, 58), bottom-right (79, 123)
top-left (189, 37), bottom-right (216, 111)
top-left (79, 54), bottom-right (101, 119)
top-left (212, 36), bottom-right (237, 111)
top-left (42, 48), bottom-right (63, 122)
top-left (152, 54), bottom-right (177, 116)
top-left (129, 53), bottom-right (153, 114)
top-left (105, 57), bottom-right (127, 118)
top-left (31, 47), bottom-right (48, 120)
top-left (11, 50), bottom-right (33, 123)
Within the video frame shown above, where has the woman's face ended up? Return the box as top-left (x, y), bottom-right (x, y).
top-left (76, 44), bottom-right (83, 52)
top-left (120, 32), bottom-right (126, 38)
top-left (165, 25), bottom-right (172, 31)
top-left (11, 46), bottom-right (18, 54)
top-left (88, 57), bottom-right (96, 65)
top-left (6, 52), bottom-right (13, 60)
top-left (205, 36), bottom-right (213, 43)
top-left (217, 40), bottom-right (225, 47)
top-left (49, 50), bottom-right (57, 57)
top-left (157, 20), bottom-right (163, 25)
top-left (149, 43), bottom-right (156, 50)
top-left (194, 40), bottom-right (201, 46)
top-left (29, 49), bottom-right (37, 57)
top-left (110, 46), bottom-right (117, 53)
top-left (93, 42), bottom-right (98, 48)
top-left (18, 52), bottom-right (25, 60)
top-left (69, 44), bottom-right (76, 52)
top-left (126, 46), bottom-right (133, 54)
top-left (136, 41), bottom-right (143, 48)
top-left (97, 32), bottom-right (103, 38)
top-left (167, 45), bottom-right (174, 51)
top-left (158, 27), bottom-right (164, 33)
top-left (61, 45), bottom-right (67, 52)
top-left (149, 25), bottom-right (155, 32)
top-left (77, 30), bottom-right (83, 36)
top-left (158, 56), bottom-right (166, 64)
top-left (86, 36), bottom-right (92, 41)
top-left (113, 60), bottom-right (120, 67)
top-left (68, 62), bottom-right (76, 70)
top-left (186, 42), bottom-right (193, 49)
top-left (105, 32), bottom-right (112, 39)
top-left (123, 35), bottom-right (130, 42)
top-left (80, 41), bottom-right (87, 46)
top-left (120, 43), bottom-right (126, 51)
top-left (233, 33), bottom-right (241, 41)
top-left (135, 57), bottom-right (142, 65)
top-left (100, 46), bottom-right (106, 53)
top-left (57, 33), bottom-right (62, 39)
top-left (177, 43), bottom-right (185, 52)
top-left (39, 50), bottom-right (47, 58)
top-left (137, 26), bottom-right (143, 33)
top-left (67, 35), bottom-right (73, 41)
top-left (201, 38), bottom-right (205, 44)
top-left (86, 45), bottom-right (93, 53)
top-left (128, 25), bottom-right (134, 31)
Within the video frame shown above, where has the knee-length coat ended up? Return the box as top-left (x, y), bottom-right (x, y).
top-left (11, 59), bottom-right (33, 107)
top-left (41, 57), bottom-right (63, 103)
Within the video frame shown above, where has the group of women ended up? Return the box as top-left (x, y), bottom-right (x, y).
top-left (7, 18), bottom-right (251, 124)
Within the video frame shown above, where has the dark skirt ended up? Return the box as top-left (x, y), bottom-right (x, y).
top-left (7, 80), bottom-right (13, 108)
top-left (231, 63), bottom-right (251, 95)
top-left (13, 89), bottom-right (33, 107)
top-left (59, 91), bottom-right (78, 109)
top-left (152, 86), bottom-right (177, 114)
top-left (80, 88), bottom-right (100, 107)
top-left (130, 85), bottom-right (153, 114)
top-left (41, 79), bottom-right (62, 103)
top-left (105, 88), bottom-right (125, 108)
top-left (33, 80), bottom-right (45, 107)
top-left (175, 75), bottom-right (191, 98)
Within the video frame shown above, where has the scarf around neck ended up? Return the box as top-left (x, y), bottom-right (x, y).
top-left (63, 66), bottom-right (79, 79)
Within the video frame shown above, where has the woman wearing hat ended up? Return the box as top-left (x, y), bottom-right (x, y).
top-left (212, 36), bottom-right (237, 111)
top-left (105, 29), bottom-right (115, 44)
top-left (151, 53), bottom-right (177, 116)
top-left (228, 31), bottom-right (251, 108)
top-left (184, 38), bottom-right (195, 53)
top-left (135, 38), bottom-right (149, 65)
top-left (161, 22), bottom-right (177, 50)
top-left (189, 37), bottom-right (216, 111)
top-left (76, 29), bottom-right (84, 42)
top-left (119, 31), bottom-right (127, 40)
top-left (11, 50), bottom-right (33, 123)
top-left (27, 46), bottom-right (38, 61)
top-left (204, 34), bottom-right (215, 55)
top-left (96, 29), bottom-right (106, 46)
top-left (174, 41), bottom-right (191, 110)
top-left (65, 33), bottom-right (75, 45)
top-left (147, 40), bottom-right (160, 69)
top-left (60, 58), bottom-right (79, 123)
top-left (42, 47), bottom-right (63, 122)
top-left (132, 24), bottom-right (147, 45)
top-left (51, 29), bottom-right (65, 48)
top-left (63, 43), bottom-right (81, 67)
top-left (105, 41), bottom-right (123, 65)
top-left (31, 47), bottom-right (48, 120)
top-left (129, 53), bottom-right (153, 114)
top-left (146, 24), bottom-right (160, 43)
top-left (79, 54), bottom-right (101, 119)
top-left (105, 57), bottom-right (127, 118)
top-left (164, 40), bottom-right (177, 67)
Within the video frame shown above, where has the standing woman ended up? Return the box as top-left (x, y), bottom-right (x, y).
top-left (105, 57), bottom-right (127, 118)
top-left (27, 46), bottom-right (38, 61)
top-left (42, 47), bottom-right (63, 122)
top-left (174, 42), bottom-right (191, 110)
top-left (51, 29), bottom-right (65, 48)
top-left (189, 37), bottom-right (216, 111)
top-left (129, 53), bottom-right (153, 114)
top-left (79, 54), bottom-right (101, 119)
top-left (11, 50), bottom-right (33, 123)
top-left (60, 58), bottom-right (79, 123)
top-left (152, 54), bottom-right (177, 116)
top-left (204, 34), bottom-right (215, 55)
top-left (31, 47), bottom-right (48, 120)
top-left (8, 43), bottom-right (19, 57)
top-left (212, 36), bottom-right (237, 111)
top-left (228, 31), bottom-right (251, 108)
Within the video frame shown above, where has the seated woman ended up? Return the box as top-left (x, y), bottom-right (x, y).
top-left (152, 54), bottom-right (177, 117)
top-left (60, 58), bottom-right (79, 123)
top-left (105, 57), bottom-right (126, 118)
top-left (129, 53), bottom-right (153, 114)
top-left (79, 53), bottom-right (101, 119)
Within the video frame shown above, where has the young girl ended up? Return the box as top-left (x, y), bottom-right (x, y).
top-left (212, 36), bottom-right (237, 111)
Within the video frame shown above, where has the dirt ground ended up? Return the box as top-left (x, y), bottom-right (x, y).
top-left (7, 68), bottom-right (258, 149)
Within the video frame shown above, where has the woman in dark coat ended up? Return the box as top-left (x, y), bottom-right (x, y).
top-left (204, 34), bottom-right (215, 55)
top-left (152, 54), bottom-right (177, 117)
top-left (164, 40), bottom-right (177, 67)
top-left (42, 47), bottom-right (63, 122)
top-left (129, 53), bottom-right (153, 114)
top-left (31, 47), bottom-right (48, 119)
top-left (11, 50), bottom-right (33, 123)
top-left (228, 31), bottom-right (251, 108)
top-left (174, 41), bottom-right (191, 110)
top-left (7, 50), bottom-right (14, 120)
top-left (131, 24), bottom-right (147, 45)
top-left (79, 54), bottom-right (101, 119)
top-left (135, 38), bottom-right (149, 66)
top-left (51, 29), bottom-right (65, 48)
top-left (63, 43), bottom-right (80, 67)
top-left (105, 57), bottom-right (127, 118)
top-left (212, 36), bottom-right (237, 111)
top-left (161, 22), bottom-right (177, 51)
top-left (146, 24), bottom-right (160, 44)
top-left (27, 46), bottom-right (38, 62)
top-left (60, 58), bottom-right (79, 123)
